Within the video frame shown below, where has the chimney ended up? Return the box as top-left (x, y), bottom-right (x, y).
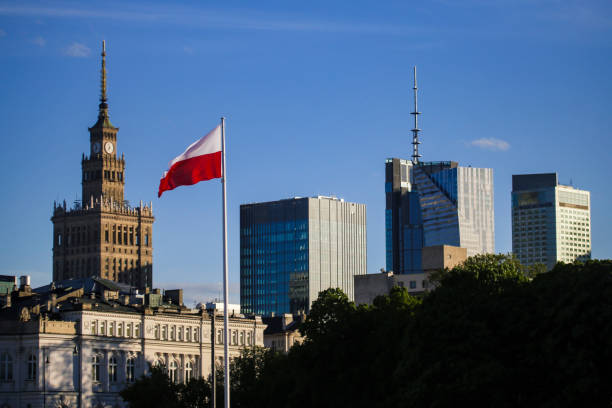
top-left (282, 314), bottom-right (293, 331)
top-left (19, 275), bottom-right (31, 290)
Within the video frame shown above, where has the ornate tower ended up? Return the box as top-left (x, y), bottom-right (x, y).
top-left (82, 40), bottom-right (125, 205)
top-left (51, 41), bottom-right (155, 290)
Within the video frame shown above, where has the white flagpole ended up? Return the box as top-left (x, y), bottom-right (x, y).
top-left (220, 116), bottom-right (230, 408)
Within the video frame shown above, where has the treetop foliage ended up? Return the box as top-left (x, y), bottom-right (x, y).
top-left (122, 257), bottom-right (612, 408)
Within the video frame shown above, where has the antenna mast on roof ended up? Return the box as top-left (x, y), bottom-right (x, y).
top-left (411, 66), bottom-right (422, 164)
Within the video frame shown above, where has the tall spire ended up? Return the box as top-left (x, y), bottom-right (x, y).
top-left (100, 40), bottom-right (107, 108)
top-left (92, 40), bottom-right (114, 129)
top-left (411, 66), bottom-right (421, 164)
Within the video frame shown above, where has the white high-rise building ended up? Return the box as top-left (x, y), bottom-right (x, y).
top-left (512, 173), bottom-right (591, 270)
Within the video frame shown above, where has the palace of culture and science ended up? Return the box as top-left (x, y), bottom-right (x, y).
top-left (51, 41), bottom-right (154, 290)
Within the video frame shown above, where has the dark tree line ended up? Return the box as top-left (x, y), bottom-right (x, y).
top-left (122, 256), bottom-right (612, 407)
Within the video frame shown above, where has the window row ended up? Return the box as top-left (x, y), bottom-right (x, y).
top-left (91, 320), bottom-right (141, 338)
top-left (153, 359), bottom-right (197, 383)
top-left (104, 225), bottom-right (150, 247)
top-left (154, 324), bottom-right (200, 342)
top-left (213, 329), bottom-right (254, 346)
top-left (0, 352), bottom-right (37, 382)
top-left (92, 354), bottom-right (138, 383)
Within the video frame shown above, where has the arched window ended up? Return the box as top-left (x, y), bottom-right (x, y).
top-left (108, 356), bottom-right (117, 383)
top-left (170, 326), bottom-right (176, 341)
top-left (168, 360), bottom-right (177, 383)
top-left (126, 358), bottom-right (135, 383)
top-left (92, 355), bottom-right (101, 382)
top-left (184, 361), bottom-right (192, 383)
top-left (27, 353), bottom-right (37, 381)
top-left (0, 352), bottom-right (13, 381)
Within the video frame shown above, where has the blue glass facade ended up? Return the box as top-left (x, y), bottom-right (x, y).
top-left (386, 158), bottom-right (494, 274)
top-left (241, 197), bottom-right (367, 316)
top-left (240, 200), bottom-right (309, 316)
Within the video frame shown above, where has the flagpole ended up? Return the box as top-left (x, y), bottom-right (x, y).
top-left (220, 116), bottom-right (230, 408)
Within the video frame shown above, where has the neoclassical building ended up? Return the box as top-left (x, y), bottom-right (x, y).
top-left (0, 278), bottom-right (266, 408)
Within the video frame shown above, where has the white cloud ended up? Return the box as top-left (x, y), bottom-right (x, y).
top-left (0, 28), bottom-right (6, 37)
top-left (63, 42), bottom-right (90, 57)
top-left (183, 45), bottom-right (194, 54)
top-left (32, 36), bottom-right (46, 47)
top-left (470, 137), bottom-right (510, 151)
top-left (0, 4), bottom-right (412, 35)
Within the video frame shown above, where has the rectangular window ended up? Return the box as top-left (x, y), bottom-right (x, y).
top-left (92, 355), bottom-right (100, 382)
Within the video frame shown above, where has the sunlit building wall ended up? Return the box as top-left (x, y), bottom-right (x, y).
top-left (240, 196), bottom-right (367, 316)
top-left (512, 173), bottom-right (591, 270)
top-left (385, 159), bottom-right (494, 275)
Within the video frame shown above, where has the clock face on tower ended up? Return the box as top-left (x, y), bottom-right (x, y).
top-left (104, 142), bottom-right (114, 154)
top-left (93, 142), bottom-right (101, 153)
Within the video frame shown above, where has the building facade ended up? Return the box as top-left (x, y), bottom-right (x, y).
top-left (385, 158), bottom-right (494, 275)
top-left (0, 278), bottom-right (266, 408)
top-left (512, 173), bottom-right (591, 270)
top-left (355, 245), bottom-right (467, 305)
top-left (51, 42), bottom-right (154, 290)
top-left (240, 196), bottom-right (367, 316)
top-left (262, 314), bottom-right (305, 353)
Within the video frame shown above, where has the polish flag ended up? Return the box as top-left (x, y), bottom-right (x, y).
top-left (158, 125), bottom-right (222, 197)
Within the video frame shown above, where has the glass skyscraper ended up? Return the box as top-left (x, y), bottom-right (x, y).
top-left (512, 173), bottom-right (591, 270)
top-left (385, 158), bottom-right (494, 275)
top-left (240, 196), bottom-right (367, 316)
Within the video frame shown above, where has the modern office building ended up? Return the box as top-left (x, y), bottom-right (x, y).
top-left (385, 159), bottom-right (494, 274)
top-left (512, 173), bottom-right (591, 269)
top-left (385, 68), bottom-right (494, 275)
top-left (240, 196), bottom-right (367, 316)
top-left (50, 41), bottom-right (154, 290)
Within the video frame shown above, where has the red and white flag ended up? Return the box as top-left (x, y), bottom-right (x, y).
top-left (158, 125), bottom-right (222, 197)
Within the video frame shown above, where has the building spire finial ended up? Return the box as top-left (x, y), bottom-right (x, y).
top-left (411, 66), bottom-right (421, 164)
top-left (99, 40), bottom-right (108, 117)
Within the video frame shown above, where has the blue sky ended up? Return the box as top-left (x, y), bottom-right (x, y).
top-left (1, 0), bottom-right (610, 305)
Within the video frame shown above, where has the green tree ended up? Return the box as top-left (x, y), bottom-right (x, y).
top-left (120, 365), bottom-right (181, 408)
top-left (300, 287), bottom-right (356, 343)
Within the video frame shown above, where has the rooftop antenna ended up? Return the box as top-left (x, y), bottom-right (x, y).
top-left (411, 66), bottom-right (422, 164)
